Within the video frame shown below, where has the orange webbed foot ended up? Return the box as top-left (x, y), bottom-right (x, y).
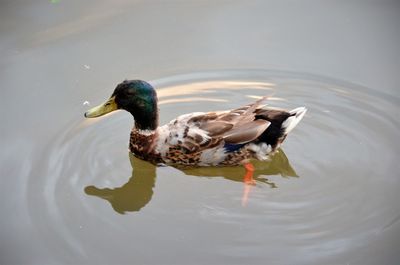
top-left (242, 162), bottom-right (255, 206)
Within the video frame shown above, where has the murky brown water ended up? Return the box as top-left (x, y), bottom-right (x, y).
top-left (1, 1), bottom-right (400, 265)
top-left (3, 69), bottom-right (399, 264)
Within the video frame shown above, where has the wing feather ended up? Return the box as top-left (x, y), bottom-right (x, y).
top-left (177, 96), bottom-right (270, 151)
top-left (223, 120), bottom-right (270, 144)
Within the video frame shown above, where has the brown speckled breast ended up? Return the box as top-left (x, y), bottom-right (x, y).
top-left (129, 130), bottom-right (162, 164)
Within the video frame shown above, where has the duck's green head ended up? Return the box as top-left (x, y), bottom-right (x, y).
top-left (84, 80), bottom-right (159, 130)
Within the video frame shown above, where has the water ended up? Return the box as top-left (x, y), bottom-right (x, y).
top-left (1, 1), bottom-right (400, 264)
top-left (3, 69), bottom-right (399, 264)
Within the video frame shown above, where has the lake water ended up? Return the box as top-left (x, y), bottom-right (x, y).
top-left (1, 1), bottom-right (400, 265)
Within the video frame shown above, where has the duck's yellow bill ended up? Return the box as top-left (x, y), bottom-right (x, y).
top-left (84, 96), bottom-right (118, 118)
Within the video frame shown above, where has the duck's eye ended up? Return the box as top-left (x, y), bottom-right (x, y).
top-left (126, 90), bottom-right (135, 96)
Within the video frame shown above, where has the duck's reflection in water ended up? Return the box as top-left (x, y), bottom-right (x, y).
top-left (85, 156), bottom-right (156, 214)
top-left (84, 149), bottom-right (297, 214)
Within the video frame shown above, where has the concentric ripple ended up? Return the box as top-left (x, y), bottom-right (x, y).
top-left (25, 70), bottom-right (400, 264)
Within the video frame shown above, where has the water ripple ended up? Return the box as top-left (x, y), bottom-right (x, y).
top-left (24, 70), bottom-right (400, 262)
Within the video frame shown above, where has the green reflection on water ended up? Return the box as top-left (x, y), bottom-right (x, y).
top-left (85, 149), bottom-right (297, 214)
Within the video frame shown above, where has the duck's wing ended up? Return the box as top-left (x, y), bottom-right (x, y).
top-left (163, 97), bottom-right (271, 154)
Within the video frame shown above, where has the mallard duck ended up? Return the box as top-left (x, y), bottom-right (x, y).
top-left (84, 80), bottom-right (306, 174)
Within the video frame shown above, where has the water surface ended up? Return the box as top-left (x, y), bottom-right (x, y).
top-left (4, 70), bottom-right (398, 264)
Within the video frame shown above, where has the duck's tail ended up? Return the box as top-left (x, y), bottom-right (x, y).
top-left (282, 107), bottom-right (307, 135)
top-left (254, 106), bottom-right (307, 149)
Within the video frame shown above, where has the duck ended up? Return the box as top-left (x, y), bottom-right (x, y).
top-left (84, 80), bottom-right (306, 176)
